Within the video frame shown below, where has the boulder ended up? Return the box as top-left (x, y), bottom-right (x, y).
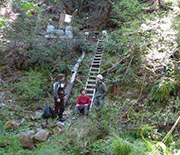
top-left (33, 129), bottom-right (49, 142)
top-left (19, 133), bottom-right (34, 150)
top-left (4, 121), bottom-right (19, 130)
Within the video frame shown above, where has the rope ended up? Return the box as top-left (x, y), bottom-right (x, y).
top-left (120, 73), bottom-right (146, 123)
top-left (149, 116), bottom-right (180, 155)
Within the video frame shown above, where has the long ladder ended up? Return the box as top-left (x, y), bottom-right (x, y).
top-left (85, 39), bottom-right (104, 110)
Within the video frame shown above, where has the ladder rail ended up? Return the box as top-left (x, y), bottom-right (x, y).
top-left (84, 39), bottom-right (104, 111)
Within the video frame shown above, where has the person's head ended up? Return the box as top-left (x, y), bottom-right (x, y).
top-left (80, 88), bottom-right (85, 96)
top-left (58, 74), bottom-right (65, 81)
top-left (97, 74), bottom-right (103, 82)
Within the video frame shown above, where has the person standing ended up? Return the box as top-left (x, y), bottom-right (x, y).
top-left (74, 88), bottom-right (91, 116)
top-left (93, 74), bottom-right (108, 107)
top-left (53, 74), bottom-right (66, 121)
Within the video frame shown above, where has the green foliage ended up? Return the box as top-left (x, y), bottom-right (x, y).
top-left (0, 135), bottom-right (22, 155)
top-left (2, 0), bottom-right (88, 73)
top-left (0, 16), bottom-right (7, 28)
top-left (110, 135), bottom-right (133, 155)
top-left (21, 0), bottom-right (40, 17)
top-left (112, 0), bottom-right (143, 23)
top-left (12, 70), bottom-right (47, 101)
top-left (149, 78), bottom-right (176, 103)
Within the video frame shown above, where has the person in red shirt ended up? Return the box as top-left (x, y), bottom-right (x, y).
top-left (74, 88), bottom-right (91, 115)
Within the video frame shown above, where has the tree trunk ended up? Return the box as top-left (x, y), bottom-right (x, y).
top-left (103, 2), bottom-right (113, 29)
top-left (64, 51), bottom-right (86, 105)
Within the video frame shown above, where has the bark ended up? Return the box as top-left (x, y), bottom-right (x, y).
top-left (64, 51), bottom-right (86, 105)
top-left (103, 2), bottom-right (113, 29)
top-left (101, 54), bottom-right (130, 75)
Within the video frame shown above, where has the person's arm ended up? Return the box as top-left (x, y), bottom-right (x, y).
top-left (87, 95), bottom-right (91, 106)
top-left (53, 82), bottom-right (59, 99)
top-left (94, 82), bottom-right (97, 93)
top-left (100, 83), bottom-right (108, 98)
top-left (76, 96), bottom-right (80, 106)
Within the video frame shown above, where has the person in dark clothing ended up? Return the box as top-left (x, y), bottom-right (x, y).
top-left (93, 74), bottom-right (108, 107)
top-left (53, 74), bottom-right (66, 121)
top-left (74, 88), bottom-right (91, 115)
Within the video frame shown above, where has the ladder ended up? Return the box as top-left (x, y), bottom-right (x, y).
top-left (85, 39), bottom-right (104, 110)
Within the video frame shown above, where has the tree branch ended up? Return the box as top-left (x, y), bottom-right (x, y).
top-left (101, 54), bottom-right (131, 75)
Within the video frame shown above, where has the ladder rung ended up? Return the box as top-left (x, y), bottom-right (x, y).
top-left (87, 84), bottom-right (96, 87)
top-left (92, 63), bottom-right (100, 66)
top-left (89, 75), bottom-right (97, 78)
top-left (91, 68), bottom-right (99, 71)
top-left (86, 94), bottom-right (93, 97)
top-left (87, 79), bottom-right (96, 83)
top-left (90, 71), bottom-right (99, 74)
top-left (95, 54), bottom-right (102, 56)
top-left (94, 56), bottom-right (102, 58)
top-left (86, 88), bottom-right (95, 92)
top-left (93, 60), bottom-right (101, 63)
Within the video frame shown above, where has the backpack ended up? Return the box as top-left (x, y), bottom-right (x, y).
top-left (42, 106), bottom-right (55, 119)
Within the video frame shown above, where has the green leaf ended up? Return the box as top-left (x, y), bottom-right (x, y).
top-left (27, 12), bottom-right (31, 17)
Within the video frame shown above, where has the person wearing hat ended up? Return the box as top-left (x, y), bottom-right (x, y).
top-left (53, 74), bottom-right (66, 121)
top-left (94, 74), bottom-right (108, 107)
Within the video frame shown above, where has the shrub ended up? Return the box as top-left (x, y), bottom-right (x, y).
top-left (149, 77), bottom-right (176, 104)
top-left (12, 70), bottom-right (47, 101)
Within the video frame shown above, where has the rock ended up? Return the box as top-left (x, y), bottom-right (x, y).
top-left (65, 30), bottom-right (73, 38)
top-left (54, 29), bottom-right (64, 36)
top-left (19, 118), bottom-right (25, 126)
top-left (46, 25), bottom-right (55, 33)
top-left (26, 130), bottom-right (35, 136)
top-left (53, 127), bottom-right (64, 135)
top-left (4, 121), bottom-right (19, 130)
top-left (19, 133), bottom-right (34, 150)
top-left (34, 111), bottom-right (43, 119)
top-left (33, 129), bottom-right (49, 142)
top-left (56, 121), bottom-right (65, 128)
top-left (0, 103), bottom-right (6, 109)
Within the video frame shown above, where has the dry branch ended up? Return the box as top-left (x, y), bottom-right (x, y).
top-left (122, 56), bottom-right (134, 81)
top-left (101, 54), bottom-right (130, 75)
top-left (149, 116), bottom-right (180, 155)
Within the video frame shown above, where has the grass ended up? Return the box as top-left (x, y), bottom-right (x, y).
top-left (110, 135), bottom-right (133, 155)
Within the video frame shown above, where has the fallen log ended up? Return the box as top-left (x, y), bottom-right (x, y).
top-left (101, 54), bottom-right (130, 75)
top-left (64, 51), bottom-right (86, 105)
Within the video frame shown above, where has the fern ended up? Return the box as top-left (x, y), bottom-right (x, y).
top-left (150, 78), bottom-right (176, 103)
